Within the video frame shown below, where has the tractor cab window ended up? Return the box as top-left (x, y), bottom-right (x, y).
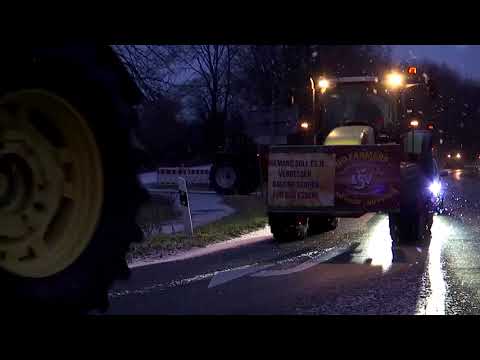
top-left (323, 84), bottom-right (395, 135)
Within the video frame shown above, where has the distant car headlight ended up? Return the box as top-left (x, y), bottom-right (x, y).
top-left (456, 153), bottom-right (461, 159)
top-left (429, 180), bottom-right (442, 197)
top-left (447, 154), bottom-right (451, 159)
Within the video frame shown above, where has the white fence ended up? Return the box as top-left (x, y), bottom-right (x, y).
top-left (156, 165), bottom-right (212, 186)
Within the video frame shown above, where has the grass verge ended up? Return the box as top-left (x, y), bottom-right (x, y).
top-left (130, 195), bottom-right (267, 260)
top-left (137, 194), bottom-right (179, 224)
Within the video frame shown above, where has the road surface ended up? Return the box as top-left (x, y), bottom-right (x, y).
top-left (105, 168), bottom-right (480, 315)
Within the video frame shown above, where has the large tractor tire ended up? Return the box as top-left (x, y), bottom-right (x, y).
top-left (210, 159), bottom-right (240, 195)
top-left (388, 208), bottom-right (432, 245)
top-left (308, 216), bottom-right (338, 235)
top-left (269, 214), bottom-right (308, 242)
top-left (0, 50), bottom-right (147, 313)
top-left (210, 156), bottom-right (260, 195)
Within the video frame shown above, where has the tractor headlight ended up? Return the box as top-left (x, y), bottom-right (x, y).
top-left (385, 72), bottom-right (404, 89)
top-left (318, 78), bottom-right (330, 90)
top-left (428, 180), bottom-right (442, 197)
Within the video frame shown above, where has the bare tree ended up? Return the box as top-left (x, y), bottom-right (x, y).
top-left (113, 45), bottom-right (179, 100)
top-left (170, 45), bottom-right (241, 152)
top-left (174, 45), bottom-right (240, 117)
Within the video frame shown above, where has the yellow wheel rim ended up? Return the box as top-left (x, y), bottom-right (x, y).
top-left (0, 90), bottom-right (103, 278)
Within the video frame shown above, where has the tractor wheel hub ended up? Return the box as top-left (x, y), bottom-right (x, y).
top-left (0, 153), bottom-right (33, 210)
top-left (0, 90), bottom-right (103, 278)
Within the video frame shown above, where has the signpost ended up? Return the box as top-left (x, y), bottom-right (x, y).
top-left (177, 177), bottom-right (193, 237)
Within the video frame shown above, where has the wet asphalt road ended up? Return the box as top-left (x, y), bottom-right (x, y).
top-left (106, 168), bottom-right (480, 315)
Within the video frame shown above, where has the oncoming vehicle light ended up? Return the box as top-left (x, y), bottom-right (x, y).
top-left (456, 153), bottom-right (461, 159)
top-left (429, 180), bottom-right (442, 197)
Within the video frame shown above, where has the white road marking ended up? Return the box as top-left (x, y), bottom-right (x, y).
top-left (117, 213), bottom-right (382, 300)
top-left (207, 264), bottom-right (275, 288)
top-left (207, 245), bottom-right (354, 286)
top-left (251, 246), bottom-right (353, 277)
top-left (113, 245), bottom-right (356, 298)
top-left (111, 263), bottom-right (264, 298)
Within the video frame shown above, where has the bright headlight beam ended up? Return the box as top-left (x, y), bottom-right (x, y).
top-left (318, 78), bottom-right (330, 89)
top-left (429, 181), bottom-right (442, 197)
top-left (385, 72), bottom-right (404, 89)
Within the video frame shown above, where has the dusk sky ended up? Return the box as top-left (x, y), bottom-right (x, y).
top-left (392, 45), bottom-right (480, 80)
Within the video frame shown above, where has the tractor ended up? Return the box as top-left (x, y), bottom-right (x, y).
top-left (266, 67), bottom-right (443, 245)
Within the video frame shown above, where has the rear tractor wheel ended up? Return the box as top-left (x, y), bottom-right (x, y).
top-left (308, 216), bottom-right (338, 235)
top-left (269, 214), bottom-right (309, 242)
top-left (0, 60), bottom-right (147, 313)
top-left (210, 160), bottom-right (239, 195)
top-left (389, 208), bottom-right (432, 245)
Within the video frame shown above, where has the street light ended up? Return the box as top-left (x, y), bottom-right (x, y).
top-left (300, 122), bottom-right (310, 130)
top-left (410, 119), bottom-right (419, 128)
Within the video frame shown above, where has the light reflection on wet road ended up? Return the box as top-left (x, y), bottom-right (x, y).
top-left (417, 216), bottom-right (450, 315)
top-left (106, 168), bottom-right (480, 315)
top-left (351, 217), bottom-right (393, 273)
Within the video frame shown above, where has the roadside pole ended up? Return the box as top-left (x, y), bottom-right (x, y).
top-left (177, 177), bottom-right (193, 238)
top-left (255, 143), bottom-right (263, 200)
